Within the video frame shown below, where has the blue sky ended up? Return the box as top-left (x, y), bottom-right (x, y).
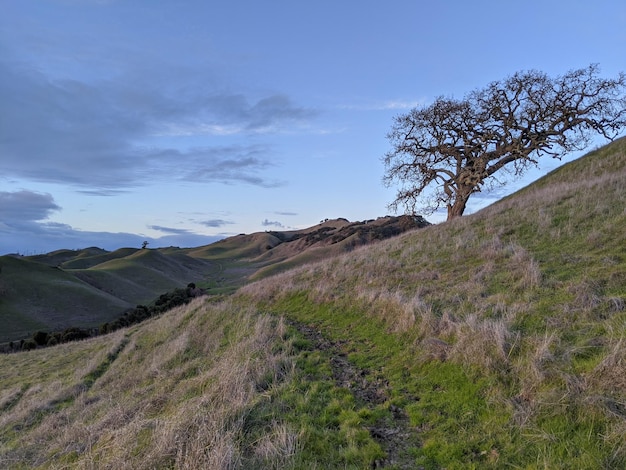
top-left (1, 0), bottom-right (625, 254)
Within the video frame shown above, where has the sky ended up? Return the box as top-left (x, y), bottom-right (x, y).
top-left (1, 0), bottom-right (625, 255)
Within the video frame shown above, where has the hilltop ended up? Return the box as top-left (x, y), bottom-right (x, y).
top-left (0, 215), bottom-right (428, 343)
top-left (0, 138), bottom-right (624, 468)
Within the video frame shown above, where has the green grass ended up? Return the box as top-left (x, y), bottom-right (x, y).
top-left (242, 344), bottom-right (386, 468)
top-left (259, 293), bottom-right (516, 468)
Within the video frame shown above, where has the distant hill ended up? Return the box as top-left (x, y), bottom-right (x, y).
top-left (0, 248), bottom-right (213, 343)
top-left (0, 215), bottom-right (428, 342)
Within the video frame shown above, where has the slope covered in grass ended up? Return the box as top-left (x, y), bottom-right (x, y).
top-left (238, 137), bottom-right (626, 468)
top-left (0, 249), bottom-right (215, 343)
top-left (86, 249), bottom-right (212, 294)
top-left (1, 138), bottom-right (625, 468)
top-left (0, 299), bottom-right (301, 468)
top-left (0, 256), bottom-right (130, 343)
top-left (1, 216), bottom-right (423, 343)
top-left (27, 247), bottom-right (110, 268)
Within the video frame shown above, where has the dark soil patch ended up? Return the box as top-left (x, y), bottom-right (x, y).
top-left (289, 320), bottom-right (419, 469)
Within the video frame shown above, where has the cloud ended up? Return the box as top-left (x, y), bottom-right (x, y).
top-left (175, 145), bottom-right (285, 187)
top-left (160, 94), bottom-right (316, 136)
top-left (0, 59), bottom-right (314, 190)
top-left (200, 219), bottom-right (235, 228)
top-left (148, 225), bottom-right (192, 235)
top-left (0, 62), bottom-right (142, 188)
top-left (261, 219), bottom-right (284, 228)
top-left (0, 190), bottom-right (61, 222)
top-left (76, 189), bottom-right (129, 197)
top-left (246, 95), bottom-right (315, 132)
top-left (378, 100), bottom-right (424, 110)
top-left (274, 211), bottom-right (298, 216)
top-left (338, 99), bottom-right (425, 111)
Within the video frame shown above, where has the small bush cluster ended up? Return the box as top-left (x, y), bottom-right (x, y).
top-left (3, 327), bottom-right (93, 352)
top-left (99, 284), bottom-right (202, 334)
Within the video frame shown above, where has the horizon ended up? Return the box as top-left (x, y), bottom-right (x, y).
top-left (2, 0), bottom-right (625, 255)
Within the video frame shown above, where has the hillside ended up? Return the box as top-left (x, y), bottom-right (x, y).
top-left (0, 215), bottom-right (426, 343)
top-left (0, 138), bottom-right (624, 468)
top-left (0, 256), bottom-right (130, 342)
top-left (0, 249), bottom-right (215, 344)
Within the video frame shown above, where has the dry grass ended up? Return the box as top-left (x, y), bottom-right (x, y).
top-left (0, 298), bottom-right (299, 469)
top-left (586, 330), bottom-right (626, 393)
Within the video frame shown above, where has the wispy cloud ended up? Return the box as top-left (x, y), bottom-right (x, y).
top-left (76, 189), bottom-right (130, 197)
top-left (176, 145), bottom-right (286, 188)
top-left (199, 219), bottom-right (235, 228)
top-left (157, 94), bottom-right (317, 136)
top-left (378, 99), bottom-right (424, 110)
top-left (337, 99), bottom-right (425, 111)
top-left (261, 219), bottom-right (284, 228)
top-left (148, 225), bottom-right (192, 235)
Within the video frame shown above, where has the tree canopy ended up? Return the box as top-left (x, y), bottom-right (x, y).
top-left (382, 64), bottom-right (626, 220)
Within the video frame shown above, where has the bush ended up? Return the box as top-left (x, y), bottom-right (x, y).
top-left (22, 339), bottom-right (37, 351)
top-left (32, 331), bottom-right (49, 346)
top-left (61, 327), bottom-right (90, 342)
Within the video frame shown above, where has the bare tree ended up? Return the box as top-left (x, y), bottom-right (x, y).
top-left (382, 64), bottom-right (626, 220)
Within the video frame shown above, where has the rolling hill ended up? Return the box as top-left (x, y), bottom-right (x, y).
top-left (0, 248), bottom-right (215, 343)
top-left (0, 138), bottom-right (624, 468)
top-left (0, 215), bottom-right (427, 343)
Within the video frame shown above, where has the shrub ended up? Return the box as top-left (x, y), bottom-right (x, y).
top-left (32, 331), bottom-right (49, 346)
top-left (61, 327), bottom-right (90, 342)
top-left (22, 339), bottom-right (37, 351)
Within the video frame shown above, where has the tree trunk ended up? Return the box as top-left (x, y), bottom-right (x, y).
top-left (447, 191), bottom-right (471, 220)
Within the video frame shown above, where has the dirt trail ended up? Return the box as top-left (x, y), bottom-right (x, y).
top-left (289, 320), bottom-right (419, 469)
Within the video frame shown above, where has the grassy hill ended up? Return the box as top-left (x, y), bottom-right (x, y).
top-left (0, 138), bottom-right (624, 468)
top-left (0, 216), bottom-right (424, 343)
top-left (0, 256), bottom-right (130, 342)
top-left (0, 249), bottom-right (215, 343)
